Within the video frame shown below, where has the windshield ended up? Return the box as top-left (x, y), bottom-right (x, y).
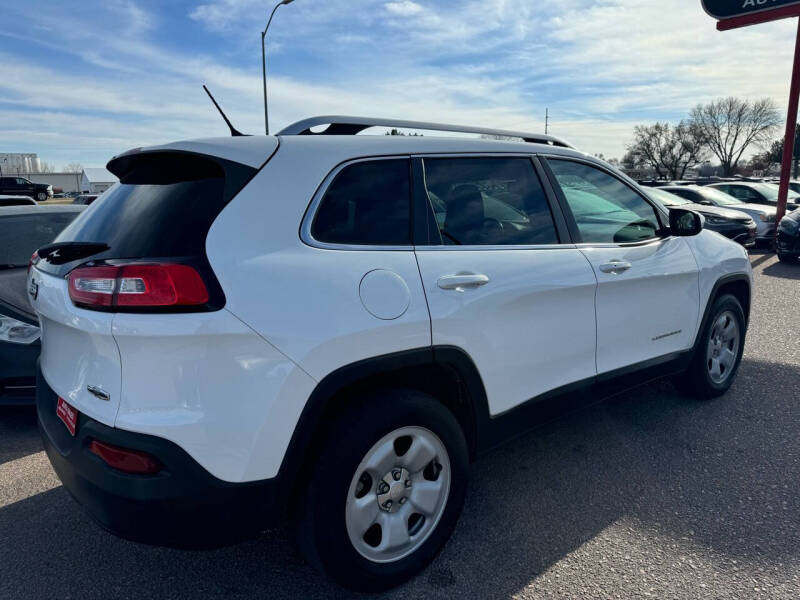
top-left (704, 187), bottom-right (744, 206)
top-left (754, 183), bottom-right (800, 202)
top-left (0, 212), bottom-right (80, 266)
top-left (647, 187), bottom-right (691, 207)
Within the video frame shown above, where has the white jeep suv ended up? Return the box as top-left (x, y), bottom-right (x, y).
top-left (29, 117), bottom-right (752, 592)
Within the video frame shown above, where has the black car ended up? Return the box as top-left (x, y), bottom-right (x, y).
top-left (0, 176), bottom-right (53, 202)
top-left (73, 194), bottom-right (99, 205)
top-left (777, 208), bottom-right (800, 263)
top-left (0, 205), bottom-right (84, 405)
top-left (707, 182), bottom-right (800, 212)
top-left (0, 194), bottom-right (37, 207)
top-left (646, 187), bottom-right (757, 247)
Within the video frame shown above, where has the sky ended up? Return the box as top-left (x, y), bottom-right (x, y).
top-left (1, 0), bottom-right (799, 168)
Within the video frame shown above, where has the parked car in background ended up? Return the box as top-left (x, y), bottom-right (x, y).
top-left (661, 185), bottom-right (778, 244)
top-left (647, 187), bottom-right (756, 247)
top-left (777, 207), bottom-right (800, 263)
top-left (0, 195), bottom-right (36, 207)
top-left (785, 180), bottom-right (800, 195)
top-left (0, 205), bottom-right (84, 405)
top-left (29, 118), bottom-right (752, 591)
top-left (0, 176), bottom-right (53, 201)
top-left (72, 194), bottom-right (99, 205)
top-left (707, 182), bottom-right (800, 213)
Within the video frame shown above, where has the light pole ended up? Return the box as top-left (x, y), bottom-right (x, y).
top-left (262, 0), bottom-right (294, 135)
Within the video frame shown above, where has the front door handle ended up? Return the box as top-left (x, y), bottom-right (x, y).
top-left (599, 260), bottom-right (632, 274)
top-left (437, 273), bottom-right (490, 291)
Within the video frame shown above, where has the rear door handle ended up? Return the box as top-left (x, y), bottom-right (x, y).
top-left (437, 273), bottom-right (490, 291)
top-left (599, 260), bottom-right (632, 274)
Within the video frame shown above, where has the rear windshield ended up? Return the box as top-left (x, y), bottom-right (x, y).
top-left (56, 178), bottom-right (226, 258)
top-left (0, 212), bottom-right (81, 266)
top-left (47, 153), bottom-right (255, 273)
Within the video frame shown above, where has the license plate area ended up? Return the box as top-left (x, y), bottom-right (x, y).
top-left (56, 396), bottom-right (78, 436)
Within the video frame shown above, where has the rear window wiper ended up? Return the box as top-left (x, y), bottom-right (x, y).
top-left (37, 242), bottom-right (110, 265)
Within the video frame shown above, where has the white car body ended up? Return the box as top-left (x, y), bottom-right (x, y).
top-left (29, 122), bottom-right (753, 587)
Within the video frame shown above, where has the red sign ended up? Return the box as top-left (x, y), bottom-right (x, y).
top-left (56, 397), bottom-right (78, 436)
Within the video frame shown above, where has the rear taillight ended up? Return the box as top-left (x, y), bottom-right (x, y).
top-left (28, 250), bottom-right (39, 274)
top-left (89, 440), bottom-right (161, 474)
top-left (68, 263), bottom-right (209, 310)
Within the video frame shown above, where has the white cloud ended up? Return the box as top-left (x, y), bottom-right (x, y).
top-left (385, 1), bottom-right (424, 16)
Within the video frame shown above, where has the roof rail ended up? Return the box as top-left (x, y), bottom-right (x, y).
top-left (277, 116), bottom-right (574, 149)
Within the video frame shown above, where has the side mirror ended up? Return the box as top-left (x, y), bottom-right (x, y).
top-left (669, 208), bottom-right (704, 236)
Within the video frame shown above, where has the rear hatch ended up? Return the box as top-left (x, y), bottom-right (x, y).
top-left (29, 149), bottom-right (261, 426)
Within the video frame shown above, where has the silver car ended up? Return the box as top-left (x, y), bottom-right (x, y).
top-left (660, 185), bottom-right (777, 243)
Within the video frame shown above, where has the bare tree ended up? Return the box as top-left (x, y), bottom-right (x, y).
top-left (38, 162), bottom-right (55, 173)
top-left (63, 163), bottom-right (84, 173)
top-left (689, 97), bottom-right (781, 176)
top-left (626, 121), bottom-right (707, 180)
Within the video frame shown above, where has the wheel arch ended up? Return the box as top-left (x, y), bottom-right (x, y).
top-left (277, 346), bottom-right (489, 508)
top-left (694, 273), bottom-right (751, 350)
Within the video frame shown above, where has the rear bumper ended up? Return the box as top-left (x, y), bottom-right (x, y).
top-left (36, 364), bottom-right (282, 548)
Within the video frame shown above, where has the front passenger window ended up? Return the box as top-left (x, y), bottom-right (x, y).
top-left (547, 159), bottom-right (661, 244)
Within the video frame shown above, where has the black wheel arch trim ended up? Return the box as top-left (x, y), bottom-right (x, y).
top-left (692, 273), bottom-right (751, 351)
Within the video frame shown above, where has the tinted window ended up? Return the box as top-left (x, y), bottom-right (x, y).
top-left (0, 212), bottom-right (80, 265)
top-left (422, 157), bottom-right (558, 246)
top-left (311, 159), bottom-right (411, 246)
top-left (664, 188), bottom-right (700, 202)
top-left (722, 185), bottom-right (760, 203)
top-left (548, 159), bottom-right (660, 244)
top-left (48, 153), bottom-right (255, 278)
top-left (699, 187), bottom-right (743, 206)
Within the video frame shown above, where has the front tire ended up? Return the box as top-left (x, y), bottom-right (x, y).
top-left (679, 294), bottom-right (746, 399)
top-left (36, 191), bottom-right (47, 202)
top-left (295, 389), bottom-right (468, 592)
top-left (777, 252), bottom-right (797, 263)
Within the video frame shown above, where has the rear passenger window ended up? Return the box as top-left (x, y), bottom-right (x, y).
top-left (422, 157), bottom-right (558, 246)
top-left (311, 159), bottom-right (411, 246)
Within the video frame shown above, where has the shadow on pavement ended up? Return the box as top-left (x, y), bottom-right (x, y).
top-left (1, 357), bottom-right (798, 599)
top-left (762, 259), bottom-right (800, 280)
top-left (0, 405), bottom-right (41, 467)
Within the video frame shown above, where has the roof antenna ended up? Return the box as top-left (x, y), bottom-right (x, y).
top-left (203, 85), bottom-right (247, 137)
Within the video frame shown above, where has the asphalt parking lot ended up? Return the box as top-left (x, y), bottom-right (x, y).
top-left (2, 251), bottom-right (799, 599)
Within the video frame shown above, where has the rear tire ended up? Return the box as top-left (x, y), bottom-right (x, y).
top-left (676, 294), bottom-right (745, 399)
top-left (295, 389), bottom-right (468, 592)
top-left (777, 252), bottom-right (797, 263)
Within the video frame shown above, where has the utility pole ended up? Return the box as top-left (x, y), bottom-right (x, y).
top-left (545, 108), bottom-right (550, 135)
top-left (261, 0), bottom-right (295, 135)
